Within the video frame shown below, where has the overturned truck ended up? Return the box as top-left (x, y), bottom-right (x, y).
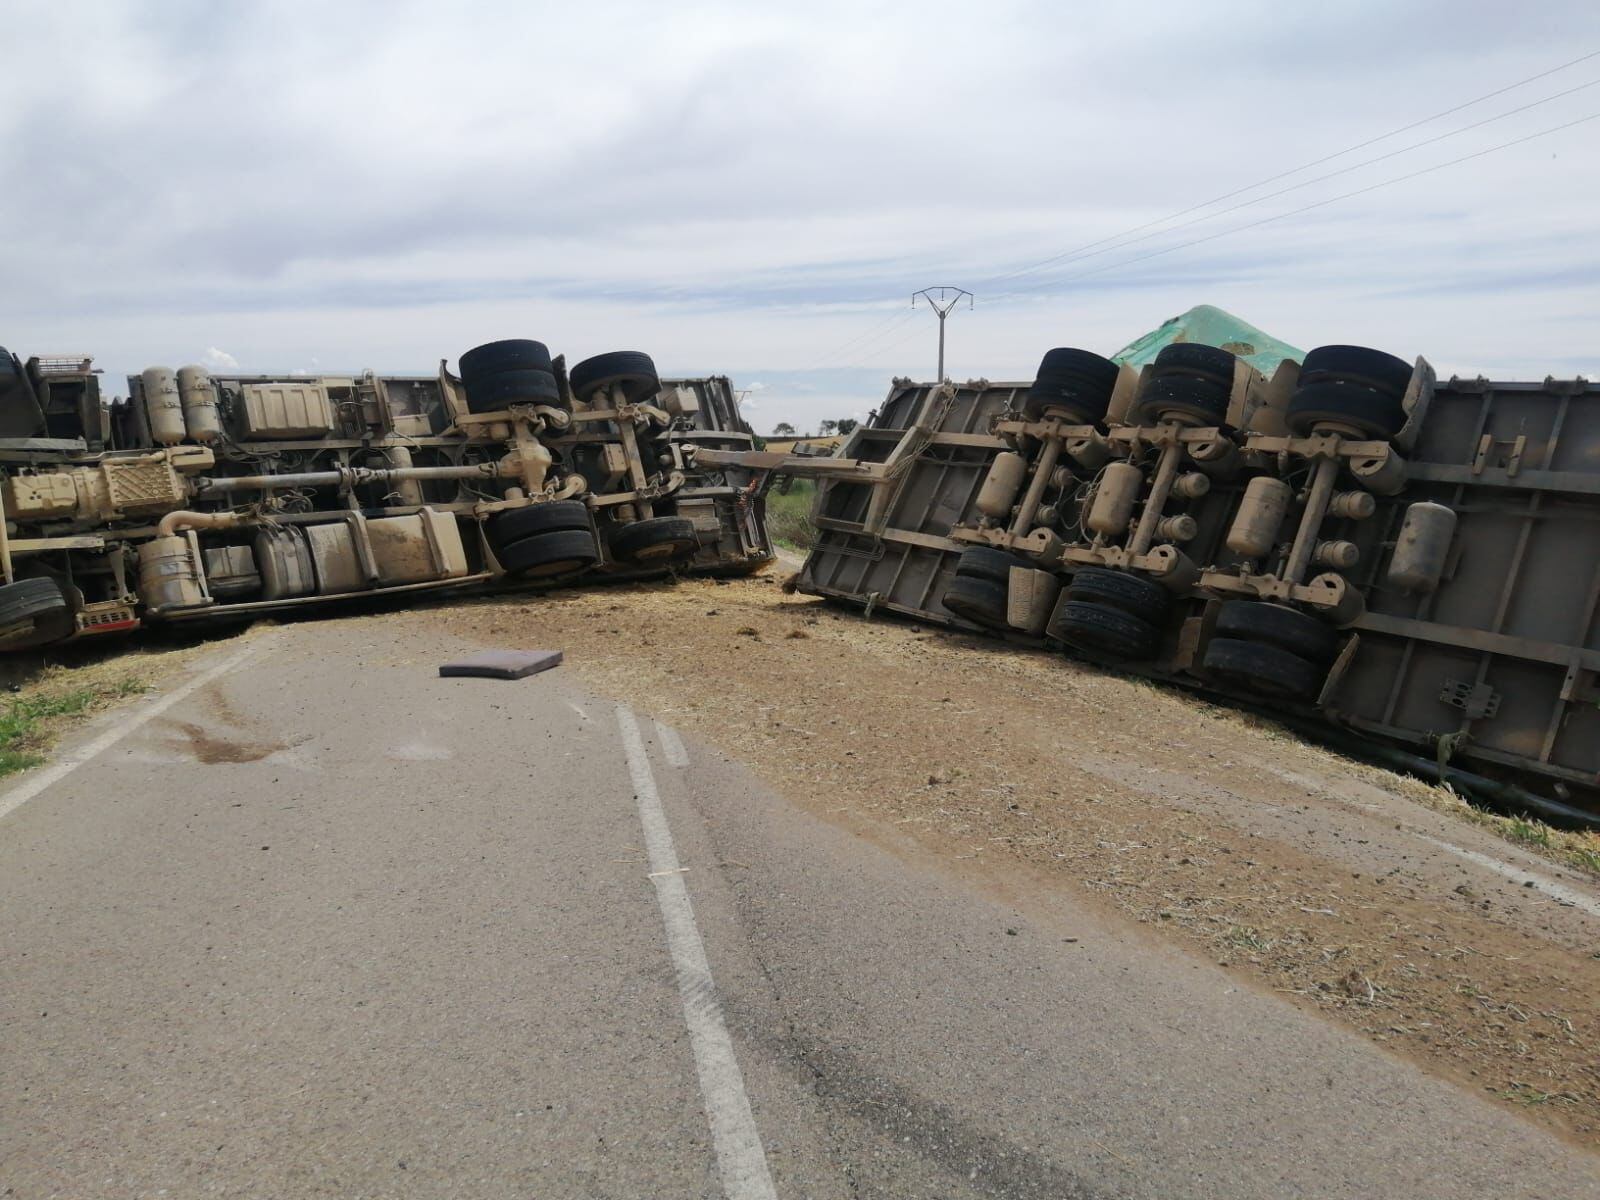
top-left (0, 340), bottom-right (771, 648)
top-left (708, 331), bottom-right (1600, 825)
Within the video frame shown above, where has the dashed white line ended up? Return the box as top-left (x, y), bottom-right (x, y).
top-left (656, 720), bottom-right (690, 768)
top-left (616, 705), bottom-right (776, 1200)
top-left (1417, 835), bottom-right (1600, 918)
top-left (0, 638), bottom-right (263, 824)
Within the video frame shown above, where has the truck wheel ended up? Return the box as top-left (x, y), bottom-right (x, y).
top-left (568, 351), bottom-right (661, 404)
top-left (1128, 374), bottom-right (1230, 425)
top-left (495, 529), bottom-right (600, 579)
top-left (465, 369), bottom-right (561, 413)
top-left (1298, 344), bottom-right (1413, 399)
top-left (953, 547), bottom-right (1031, 586)
top-left (1202, 636), bottom-right (1322, 700)
top-left (1037, 347), bottom-right (1121, 387)
top-left (0, 577), bottom-right (74, 650)
top-left (1214, 600), bottom-right (1338, 663)
top-left (487, 500), bottom-right (592, 548)
top-left (1151, 342), bottom-right (1236, 386)
top-left (458, 339), bottom-right (554, 382)
top-left (941, 576), bottom-right (1009, 628)
top-left (1065, 567), bottom-right (1169, 625)
top-left (610, 517), bottom-right (698, 563)
top-left (1049, 599), bottom-right (1159, 660)
top-left (1286, 380), bottom-right (1405, 439)
top-left (1023, 347), bottom-right (1119, 422)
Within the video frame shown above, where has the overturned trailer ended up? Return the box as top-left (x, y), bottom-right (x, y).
top-left (706, 322), bottom-right (1600, 825)
top-left (0, 340), bottom-right (771, 649)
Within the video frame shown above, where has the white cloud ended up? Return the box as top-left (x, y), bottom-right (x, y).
top-left (1, 1), bottom-right (1597, 423)
top-left (200, 347), bottom-right (240, 370)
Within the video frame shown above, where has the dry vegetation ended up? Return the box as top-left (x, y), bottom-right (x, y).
top-left (0, 635), bottom-right (229, 777)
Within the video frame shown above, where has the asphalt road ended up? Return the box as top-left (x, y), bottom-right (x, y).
top-left (3, 621), bottom-right (1598, 1199)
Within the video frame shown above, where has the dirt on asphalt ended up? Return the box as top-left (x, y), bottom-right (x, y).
top-left (361, 569), bottom-right (1600, 1148)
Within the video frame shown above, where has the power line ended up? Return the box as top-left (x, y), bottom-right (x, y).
top-left (982, 47), bottom-right (1600, 288)
top-left (988, 74), bottom-right (1600, 286)
top-left (809, 303), bottom-right (921, 364)
top-left (1000, 109), bottom-right (1600, 299)
top-left (811, 48), bottom-right (1600, 370)
top-left (832, 309), bottom-right (921, 369)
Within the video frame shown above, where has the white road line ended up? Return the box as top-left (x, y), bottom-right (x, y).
top-left (0, 638), bottom-right (262, 824)
top-left (616, 706), bottom-right (776, 1200)
top-left (656, 720), bottom-right (690, 768)
top-left (1417, 835), bottom-right (1600, 918)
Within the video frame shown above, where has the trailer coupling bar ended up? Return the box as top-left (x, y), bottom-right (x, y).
top-left (690, 448), bottom-right (876, 478)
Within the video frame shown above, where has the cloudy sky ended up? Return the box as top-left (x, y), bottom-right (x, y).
top-left (1, 0), bottom-right (1597, 433)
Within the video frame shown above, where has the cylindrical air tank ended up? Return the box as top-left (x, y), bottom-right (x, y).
top-left (1086, 462), bottom-right (1144, 537)
top-left (1226, 477), bottom-right (1292, 558)
top-left (176, 365), bottom-right (223, 443)
top-left (1388, 501), bottom-right (1456, 592)
top-left (976, 452), bottom-right (1028, 520)
top-left (140, 366), bottom-right (186, 446)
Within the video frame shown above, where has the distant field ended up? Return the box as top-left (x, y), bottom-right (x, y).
top-left (764, 479), bottom-right (817, 550)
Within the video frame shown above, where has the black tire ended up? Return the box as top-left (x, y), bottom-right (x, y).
top-left (1152, 342), bottom-right (1236, 385)
top-left (953, 547), bottom-right (1031, 586)
top-left (0, 348), bottom-right (17, 393)
top-left (1023, 348), bottom-right (1119, 423)
top-left (495, 528), bottom-right (600, 579)
top-left (1286, 380), bottom-right (1405, 439)
top-left (1214, 600), bottom-right (1338, 663)
top-left (569, 351), bottom-right (661, 404)
top-left (941, 575), bottom-right (1010, 628)
top-left (609, 517), bottom-right (698, 564)
top-left (1050, 600), bottom-right (1158, 660)
top-left (458, 339), bottom-right (553, 382)
top-left (465, 369), bottom-right (561, 413)
top-left (1065, 567), bottom-right (1169, 625)
top-left (1037, 348), bottom-right (1121, 388)
top-left (486, 499), bottom-right (591, 549)
top-left (1202, 636), bottom-right (1323, 700)
top-left (1128, 374), bottom-right (1230, 425)
top-left (0, 577), bottom-right (74, 650)
top-left (1023, 380), bottom-right (1113, 424)
top-left (1299, 344), bottom-right (1412, 398)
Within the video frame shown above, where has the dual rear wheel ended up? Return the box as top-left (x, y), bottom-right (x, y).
top-left (458, 339), bottom-right (561, 414)
top-left (1049, 568), bottom-right (1168, 661)
top-left (1202, 600), bottom-right (1338, 700)
top-left (485, 502), bottom-right (700, 580)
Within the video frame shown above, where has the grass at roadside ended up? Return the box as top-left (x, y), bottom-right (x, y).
top-left (0, 676), bottom-right (149, 779)
top-left (1346, 763), bottom-right (1600, 879)
top-left (765, 479), bottom-right (817, 550)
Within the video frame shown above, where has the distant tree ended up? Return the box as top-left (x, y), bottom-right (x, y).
top-left (836, 418), bottom-right (859, 435)
top-left (818, 419), bottom-right (838, 436)
top-left (772, 421), bottom-right (796, 436)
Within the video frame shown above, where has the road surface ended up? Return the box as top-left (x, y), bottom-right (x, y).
top-left (2, 620), bottom-right (1597, 1198)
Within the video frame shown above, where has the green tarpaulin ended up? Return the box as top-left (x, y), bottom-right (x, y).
top-left (1112, 304), bottom-right (1303, 377)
